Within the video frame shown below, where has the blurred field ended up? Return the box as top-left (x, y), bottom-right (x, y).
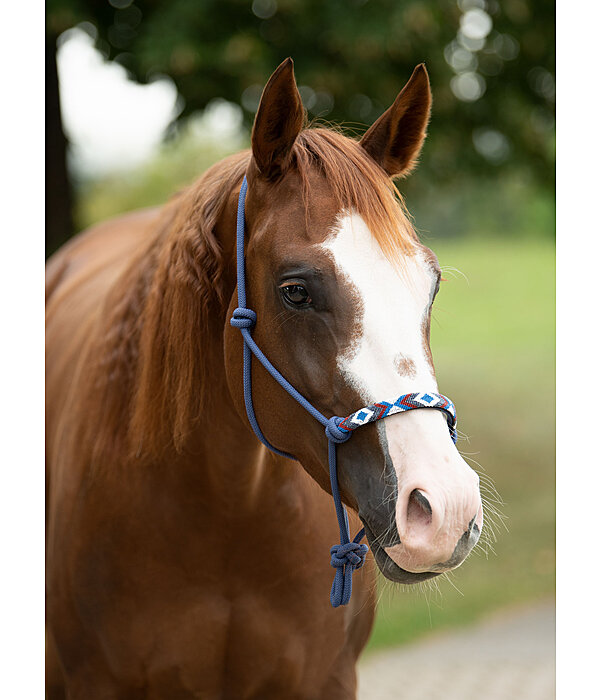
top-left (74, 136), bottom-right (555, 653)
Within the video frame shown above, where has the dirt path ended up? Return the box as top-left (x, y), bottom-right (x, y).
top-left (358, 600), bottom-right (555, 700)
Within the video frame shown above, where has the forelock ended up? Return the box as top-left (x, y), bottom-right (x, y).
top-left (292, 128), bottom-right (418, 261)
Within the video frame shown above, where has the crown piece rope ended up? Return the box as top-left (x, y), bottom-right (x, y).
top-left (230, 175), bottom-right (457, 608)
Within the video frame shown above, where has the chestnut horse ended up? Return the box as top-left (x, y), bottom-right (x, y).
top-left (46, 60), bottom-right (483, 699)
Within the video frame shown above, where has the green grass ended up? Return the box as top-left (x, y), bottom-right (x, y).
top-left (366, 236), bottom-right (555, 651)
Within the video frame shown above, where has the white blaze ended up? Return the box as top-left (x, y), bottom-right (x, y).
top-left (321, 211), bottom-right (482, 574)
top-left (321, 212), bottom-right (437, 401)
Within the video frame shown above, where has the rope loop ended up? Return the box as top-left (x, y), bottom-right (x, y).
top-left (325, 416), bottom-right (352, 444)
top-left (230, 307), bottom-right (257, 329)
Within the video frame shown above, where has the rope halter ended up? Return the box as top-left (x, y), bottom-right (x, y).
top-left (230, 176), bottom-right (457, 607)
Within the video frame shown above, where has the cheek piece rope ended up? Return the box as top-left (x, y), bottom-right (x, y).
top-left (230, 175), bottom-right (458, 608)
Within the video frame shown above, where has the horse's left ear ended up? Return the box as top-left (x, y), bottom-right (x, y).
top-left (251, 58), bottom-right (305, 181)
top-left (360, 63), bottom-right (432, 178)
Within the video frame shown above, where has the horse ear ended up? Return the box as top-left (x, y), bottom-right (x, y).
top-left (251, 58), bottom-right (305, 180)
top-left (360, 64), bottom-right (432, 178)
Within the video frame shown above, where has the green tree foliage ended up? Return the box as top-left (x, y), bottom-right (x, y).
top-left (47, 0), bottom-right (554, 193)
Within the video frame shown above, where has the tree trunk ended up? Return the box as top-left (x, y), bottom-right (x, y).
top-left (46, 33), bottom-right (74, 258)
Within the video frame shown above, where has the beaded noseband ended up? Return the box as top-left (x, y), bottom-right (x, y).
top-left (230, 176), bottom-right (457, 607)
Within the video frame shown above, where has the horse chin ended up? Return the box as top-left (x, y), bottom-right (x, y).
top-left (363, 523), bottom-right (442, 585)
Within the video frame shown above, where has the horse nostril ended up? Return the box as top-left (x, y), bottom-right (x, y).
top-left (468, 514), bottom-right (480, 536)
top-left (411, 489), bottom-right (432, 515)
top-left (407, 489), bottom-right (433, 528)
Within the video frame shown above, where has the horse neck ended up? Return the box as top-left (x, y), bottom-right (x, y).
top-left (142, 193), bottom-right (298, 505)
top-left (75, 152), bottom-right (306, 513)
top-left (102, 158), bottom-right (293, 498)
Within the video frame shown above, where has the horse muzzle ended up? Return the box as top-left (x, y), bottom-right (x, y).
top-left (357, 408), bottom-right (483, 582)
top-left (383, 488), bottom-right (483, 575)
top-left (362, 496), bottom-right (483, 584)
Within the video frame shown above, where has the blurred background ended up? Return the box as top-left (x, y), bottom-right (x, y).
top-left (46, 0), bottom-right (555, 663)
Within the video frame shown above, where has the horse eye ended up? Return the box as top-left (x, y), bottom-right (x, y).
top-left (280, 283), bottom-right (312, 307)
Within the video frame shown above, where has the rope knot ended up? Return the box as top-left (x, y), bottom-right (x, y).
top-left (230, 307), bottom-right (257, 329)
top-left (325, 416), bottom-right (352, 444)
top-left (330, 542), bottom-right (368, 570)
top-left (329, 540), bottom-right (369, 607)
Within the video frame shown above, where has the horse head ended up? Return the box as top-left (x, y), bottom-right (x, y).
top-left (224, 59), bottom-right (483, 585)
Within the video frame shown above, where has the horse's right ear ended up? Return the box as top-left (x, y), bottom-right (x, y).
top-left (251, 58), bottom-right (305, 181)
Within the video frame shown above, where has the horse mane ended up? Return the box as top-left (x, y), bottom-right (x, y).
top-left (84, 127), bottom-right (418, 465)
top-left (82, 151), bottom-right (248, 465)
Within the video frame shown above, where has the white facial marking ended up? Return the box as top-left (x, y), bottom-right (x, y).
top-left (321, 211), bottom-right (437, 402)
top-left (322, 211), bottom-right (482, 574)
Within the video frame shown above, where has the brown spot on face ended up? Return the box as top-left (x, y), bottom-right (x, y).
top-left (394, 353), bottom-right (417, 378)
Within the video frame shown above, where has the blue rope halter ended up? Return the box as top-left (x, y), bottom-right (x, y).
top-left (230, 176), bottom-right (458, 608)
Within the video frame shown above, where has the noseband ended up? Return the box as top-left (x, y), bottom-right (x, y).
top-left (230, 176), bottom-right (457, 608)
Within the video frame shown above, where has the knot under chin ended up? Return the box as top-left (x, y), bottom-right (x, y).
top-left (329, 541), bottom-right (369, 608)
top-left (325, 416), bottom-right (352, 444)
top-left (330, 542), bottom-right (369, 570)
top-left (230, 307), bottom-right (257, 329)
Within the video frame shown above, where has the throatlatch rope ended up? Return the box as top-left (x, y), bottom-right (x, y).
top-left (230, 175), bottom-right (457, 608)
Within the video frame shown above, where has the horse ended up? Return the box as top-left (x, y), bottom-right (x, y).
top-left (46, 59), bottom-right (483, 699)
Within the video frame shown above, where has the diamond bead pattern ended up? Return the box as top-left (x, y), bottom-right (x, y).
top-left (338, 392), bottom-right (457, 442)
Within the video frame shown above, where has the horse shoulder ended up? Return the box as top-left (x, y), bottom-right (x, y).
top-left (46, 207), bottom-right (165, 595)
